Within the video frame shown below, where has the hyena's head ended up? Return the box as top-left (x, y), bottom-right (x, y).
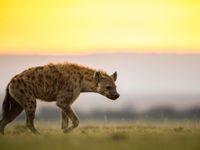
top-left (93, 71), bottom-right (120, 100)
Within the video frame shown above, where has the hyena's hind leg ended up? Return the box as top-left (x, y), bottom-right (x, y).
top-left (0, 99), bottom-right (23, 134)
top-left (23, 98), bottom-right (39, 134)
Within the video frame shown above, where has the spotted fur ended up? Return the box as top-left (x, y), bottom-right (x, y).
top-left (0, 62), bottom-right (119, 134)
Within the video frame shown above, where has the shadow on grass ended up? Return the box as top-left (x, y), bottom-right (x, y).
top-left (110, 132), bottom-right (128, 141)
top-left (8, 125), bottom-right (29, 135)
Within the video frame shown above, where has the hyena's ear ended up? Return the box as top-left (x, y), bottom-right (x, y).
top-left (111, 72), bottom-right (117, 81)
top-left (94, 71), bottom-right (103, 83)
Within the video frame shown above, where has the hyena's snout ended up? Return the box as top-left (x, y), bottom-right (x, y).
top-left (107, 90), bottom-right (120, 100)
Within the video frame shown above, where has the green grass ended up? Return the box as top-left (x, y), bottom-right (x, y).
top-left (0, 121), bottom-right (200, 150)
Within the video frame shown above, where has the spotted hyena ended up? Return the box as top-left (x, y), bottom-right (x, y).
top-left (0, 62), bottom-right (119, 134)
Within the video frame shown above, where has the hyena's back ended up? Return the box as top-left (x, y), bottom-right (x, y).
top-left (8, 63), bottom-right (82, 104)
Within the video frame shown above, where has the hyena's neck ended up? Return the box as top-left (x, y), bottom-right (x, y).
top-left (80, 69), bottom-right (97, 93)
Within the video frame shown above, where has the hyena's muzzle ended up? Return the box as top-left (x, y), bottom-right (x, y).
top-left (106, 89), bottom-right (120, 100)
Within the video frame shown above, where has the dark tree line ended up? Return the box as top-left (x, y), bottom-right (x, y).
top-left (5, 106), bottom-right (200, 121)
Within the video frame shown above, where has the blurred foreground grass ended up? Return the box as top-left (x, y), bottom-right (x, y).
top-left (0, 121), bottom-right (200, 150)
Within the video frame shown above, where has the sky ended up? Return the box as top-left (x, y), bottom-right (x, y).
top-left (0, 0), bottom-right (200, 55)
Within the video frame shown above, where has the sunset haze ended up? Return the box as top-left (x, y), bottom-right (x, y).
top-left (0, 0), bottom-right (200, 55)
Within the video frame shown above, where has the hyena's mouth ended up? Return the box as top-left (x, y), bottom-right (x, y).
top-left (106, 94), bottom-right (120, 100)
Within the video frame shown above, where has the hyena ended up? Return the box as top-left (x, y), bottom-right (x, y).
top-left (0, 62), bottom-right (119, 134)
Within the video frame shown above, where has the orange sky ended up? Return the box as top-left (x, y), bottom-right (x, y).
top-left (0, 0), bottom-right (200, 55)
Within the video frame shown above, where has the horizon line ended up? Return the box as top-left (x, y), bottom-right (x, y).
top-left (0, 51), bottom-right (200, 56)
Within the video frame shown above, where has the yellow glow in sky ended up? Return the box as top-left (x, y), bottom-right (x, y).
top-left (0, 0), bottom-right (200, 55)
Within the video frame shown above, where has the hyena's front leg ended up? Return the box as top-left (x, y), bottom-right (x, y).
top-left (61, 111), bottom-right (69, 129)
top-left (65, 106), bottom-right (79, 131)
top-left (56, 99), bottom-right (79, 133)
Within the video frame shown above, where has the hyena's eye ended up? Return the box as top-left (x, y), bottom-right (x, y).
top-left (106, 86), bottom-right (112, 90)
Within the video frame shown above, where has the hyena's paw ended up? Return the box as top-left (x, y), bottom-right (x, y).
top-left (32, 129), bottom-right (40, 135)
top-left (63, 127), bottom-right (74, 133)
top-left (27, 125), bottom-right (40, 134)
top-left (0, 121), bottom-right (5, 135)
top-left (63, 122), bottom-right (79, 133)
top-left (0, 128), bottom-right (4, 135)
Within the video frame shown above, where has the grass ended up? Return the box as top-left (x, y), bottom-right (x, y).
top-left (0, 121), bottom-right (200, 150)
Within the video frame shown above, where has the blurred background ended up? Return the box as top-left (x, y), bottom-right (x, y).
top-left (0, 0), bottom-right (200, 121)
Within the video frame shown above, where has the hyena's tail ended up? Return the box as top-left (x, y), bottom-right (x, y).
top-left (2, 84), bottom-right (19, 119)
top-left (1, 84), bottom-right (13, 119)
top-left (0, 84), bottom-right (23, 134)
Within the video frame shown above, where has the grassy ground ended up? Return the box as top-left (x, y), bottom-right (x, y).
top-left (0, 121), bottom-right (200, 150)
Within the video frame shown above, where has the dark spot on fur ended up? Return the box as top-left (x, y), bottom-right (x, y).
top-left (49, 65), bottom-right (60, 74)
top-left (58, 80), bottom-right (64, 89)
top-left (24, 83), bottom-right (27, 88)
top-left (45, 75), bottom-right (51, 80)
top-left (36, 66), bottom-right (44, 71)
top-left (86, 77), bottom-right (92, 82)
top-left (61, 101), bottom-right (66, 104)
top-left (67, 87), bottom-right (73, 92)
top-left (45, 81), bottom-right (50, 88)
top-left (79, 79), bottom-right (82, 85)
top-left (20, 89), bottom-right (24, 94)
top-left (38, 74), bottom-right (43, 79)
top-left (21, 80), bottom-right (27, 88)
top-left (39, 79), bottom-right (43, 83)
top-left (15, 84), bottom-right (19, 89)
top-left (12, 80), bottom-right (16, 84)
top-left (27, 90), bottom-right (32, 95)
top-left (53, 70), bottom-right (60, 74)
top-left (58, 73), bottom-right (62, 78)
top-left (54, 78), bottom-right (57, 84)
top-left (74, 78), bottom-right (77, 82)
top-left (32, 89), bottom-right (36, 97)
top-left (31, 75), bottom-right (35, 80)
top-left (17, 79), bottom-right (21, 84)
top-left (49, 65), bottom-right (56, 69)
